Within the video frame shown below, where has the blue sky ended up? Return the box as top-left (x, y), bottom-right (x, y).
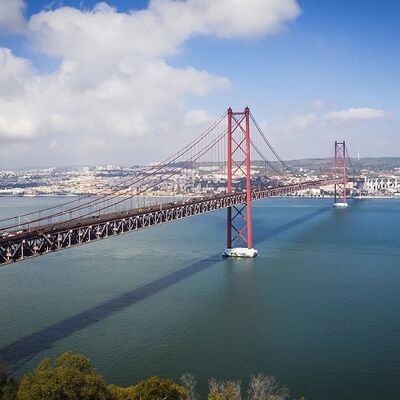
top-left (178, 0), bottom-right (400, 112)
top-left (0, 0), bottom-right (398, 167)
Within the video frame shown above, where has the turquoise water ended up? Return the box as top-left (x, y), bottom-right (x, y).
top-left (0, 197), bottom-right (399, 399)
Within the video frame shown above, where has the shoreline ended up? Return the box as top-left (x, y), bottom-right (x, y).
top-left (0, 194), bottom-right (399, 200)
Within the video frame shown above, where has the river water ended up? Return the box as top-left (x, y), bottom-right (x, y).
top-left (0, 197), bottom-right (399, 399)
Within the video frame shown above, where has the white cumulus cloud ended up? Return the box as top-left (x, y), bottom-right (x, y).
top-left (184, 109), bottom-right (213, 126)
top-left (258, 104), bottom-right (396, 160)
top-left (0, 48), bottom-right (32, 96)
top-left (267, 106), bottom-right (391, 135)
top-left (324, 107), bottom-right (388, 122)
top-left (0, 0), bottom-right (301, 166)
top-left (0, 0), bottom-right (26, 33)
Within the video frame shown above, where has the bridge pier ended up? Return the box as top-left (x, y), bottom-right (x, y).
top-left (333, 140), bottom-right (348, 208)
top-left (223, 107), bottom-right (258, 258)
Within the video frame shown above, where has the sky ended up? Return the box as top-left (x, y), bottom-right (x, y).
top-left (0, 0), bottom-right (399, 168)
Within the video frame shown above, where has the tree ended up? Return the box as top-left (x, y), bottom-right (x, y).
top-left (247, 373), bottom-right (290, 400)
top-left (130, 376), bottom-right (188, 400)
top-left (0, 360), bottom-right (7, 388)
top-left (17, 352), bottom-right (109, 400)
top-left (1, 379), bottom-right (18, 400)
top-left (208, 378), bottom-right (241, 400)
top-left (0, 360), bottom-right (6, 386)
top-left (180, 373), bottom-right (200, 400)
top-left (0, 359), bottom-right (18, 400)
top-left (107, 384), bottom-right (137, 400)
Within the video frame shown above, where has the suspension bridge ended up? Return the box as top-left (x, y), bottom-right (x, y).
top-left (0, 107), bottom-right (356, 265)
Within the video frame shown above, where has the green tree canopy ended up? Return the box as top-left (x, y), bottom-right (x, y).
top-left (7, 350), bottom-right (295, 400)
top-left (0, 359), bottom-right (18, 400)
top-left (0, 360), bottom-right (7, 386)
top-left (130, 376), bottom-right (187, 400)
top-left (107, 384), bottom-right (137, 400)
top-left (17, 352), bottom-right (109, 400)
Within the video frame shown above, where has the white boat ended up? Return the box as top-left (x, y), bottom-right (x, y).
top-left (332, 202), bottom-right (348, 208)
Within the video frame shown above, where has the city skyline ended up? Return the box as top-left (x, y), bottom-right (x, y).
top-left (0, 0), bottom-right (399, 168)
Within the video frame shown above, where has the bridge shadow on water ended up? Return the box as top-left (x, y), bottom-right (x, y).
top-left (1, 206), bottom-right (330, 369)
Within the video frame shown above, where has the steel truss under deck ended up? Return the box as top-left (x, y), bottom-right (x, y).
top-left (0, 178), bottom-right (342, 266)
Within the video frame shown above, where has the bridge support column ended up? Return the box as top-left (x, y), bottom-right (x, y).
top-left (333, 140), bottom-right (348, 208)
top-left (224, 107), bottom-right (258, 258)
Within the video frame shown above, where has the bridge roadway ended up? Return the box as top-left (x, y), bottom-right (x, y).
top-left (0, 178), bottom-right (343, 265)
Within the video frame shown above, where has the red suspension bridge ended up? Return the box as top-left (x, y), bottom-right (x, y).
top-left (0, 107), bottom-right (356, 265)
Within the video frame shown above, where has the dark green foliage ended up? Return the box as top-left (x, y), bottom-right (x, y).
top-left (0, 361), bottom-right (6, 387)
top-left (130, 376), bottom-right (187, 400)
top-left (0, 360), bottom-right (18, 400)
top-left (0, 380), bottom-right (18, 400)
top-left (1, 352), bottom-right (295, 400)
top-left (17, 352), bottom-right (109, 400)
top-left (106, 384), bottom-right (137, 400)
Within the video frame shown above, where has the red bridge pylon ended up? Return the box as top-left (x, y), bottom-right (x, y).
top-left (333, 140), bottom-right (348, 208)
top-left (224, 107), bottom-right (258, 258)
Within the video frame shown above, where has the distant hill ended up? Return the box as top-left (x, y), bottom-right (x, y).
top-left (284, 157), bottom-right (400, 174)
top-left (194, 157), bottom-right (400, 175)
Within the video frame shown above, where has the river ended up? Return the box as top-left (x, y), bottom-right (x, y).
top-left (0, 196), bottom-right (399, 399)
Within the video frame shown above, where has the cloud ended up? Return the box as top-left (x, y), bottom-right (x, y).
top-left (28, 0), bottom-right (300, 72)
top-left (311, 98), bottom-right (326, 109)
top-left (0, 50), bottom-right (229, 141)
top-left (324, 107), bottom-right (388, 123)
top-left (0, 0), bottom-right (301, 166)
top-left (0, 0), bottom-right (26, 33)
top-left (266, 106), bottom-right (391, 135)
top-left (287, 113), bottom-right (317, 130)
top-left (184, 109), bottom-right (213, 126)
top-left (149, 0), bottom-right (301, 39)
top-left (0, 48), bottom-right (32, 96)
top-left (258, 105), bottom-right (397, 161)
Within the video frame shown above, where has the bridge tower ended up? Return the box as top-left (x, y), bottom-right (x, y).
top-left (333, 140), bottom-right (348, 208)
top-left (224, 107), bottom-right (258, 258)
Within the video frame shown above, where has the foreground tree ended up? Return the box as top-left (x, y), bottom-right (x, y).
top-left (129, 376), bottom-right (187, 400)
top-left (107, 384), bottom-right (137, 400)
top-left (1, 382), bottom-right (18, 400)
top-left (208, 378), bottom-right (241, 400)
top-left (17, 352), bottom-right (109, 400)
top-left (6, 350), bottom-right (295, 400)
top-left (0, 360), bottom-right (18, 400)
top-left (247, 373), bottom-right (290, 400)
top-left (180, 373), bottom-right (200, 400)
top-left (0, 361), bottom-right (6, 386)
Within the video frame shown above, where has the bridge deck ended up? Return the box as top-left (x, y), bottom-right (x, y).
top-left (0, 179), bottom-right (342, 265)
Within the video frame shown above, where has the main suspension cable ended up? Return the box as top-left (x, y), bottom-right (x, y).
top-left (250, 112), bottom-right (297, 177)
